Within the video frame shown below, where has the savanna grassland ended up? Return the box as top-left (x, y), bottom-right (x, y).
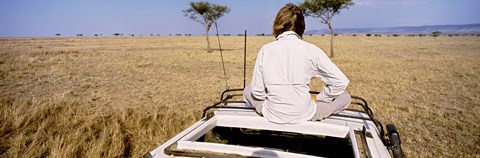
top-left (0, 35), bottom-right (479, 157)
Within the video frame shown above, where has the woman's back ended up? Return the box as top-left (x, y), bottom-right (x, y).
top-left (254, 31), bottom-right (318, 124)
top-left (261, 32), bottom-right (313, 86)
top-left (244, 3), bottom-right (350, 124)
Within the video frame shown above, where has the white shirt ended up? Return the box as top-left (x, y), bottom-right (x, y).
top-left (251, 31), bottom-right (349, 124)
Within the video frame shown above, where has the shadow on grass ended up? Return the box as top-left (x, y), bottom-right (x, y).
top-left (207, 48), bottom-right (239, 53)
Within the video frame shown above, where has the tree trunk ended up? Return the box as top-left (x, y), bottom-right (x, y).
top-left (205, 26), bottom-right (211, 52)
top-left (327, 22), bottom-right (335, 58)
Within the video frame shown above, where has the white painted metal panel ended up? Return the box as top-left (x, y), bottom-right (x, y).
top-left (177, 141), bottom-right (324, 158)
top-left (348, 129), bottom-right (361, 158)
top-left (215, 115), bottom-right (350, 138)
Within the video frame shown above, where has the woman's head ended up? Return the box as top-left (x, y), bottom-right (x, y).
top-left (273, 3), bottom-right (305, 38)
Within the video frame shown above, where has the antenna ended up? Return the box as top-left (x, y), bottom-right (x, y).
top-left (214, 22), bottom-right (229, 90)
top-left (214, 23), bottom-right (247, 92)
top-left (243, 30), bottom-right (247, 89)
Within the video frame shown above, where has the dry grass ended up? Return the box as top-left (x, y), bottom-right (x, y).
top-left (0, 35), bottom-right (479, 157)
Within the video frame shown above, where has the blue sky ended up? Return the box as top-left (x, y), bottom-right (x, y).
top-left (1, 0), bottom-right (479, 37)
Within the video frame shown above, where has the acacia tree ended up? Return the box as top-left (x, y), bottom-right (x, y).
top-left (431, 31), bottom-right (442, 37)
top-left (299, 0), bottom-right (354, 57)
top-left (183, 1), bottom-right (230, 52)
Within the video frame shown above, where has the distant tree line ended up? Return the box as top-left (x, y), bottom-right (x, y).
top-left (331, 31), bottom-right (479, 37)
top-left (54, 31), bottom-right (480, 38)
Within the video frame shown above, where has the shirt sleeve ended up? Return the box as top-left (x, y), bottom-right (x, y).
top-left (312, 46), bottom-right (350, 103)
top-left (251, 47), bottom-right (267, 100)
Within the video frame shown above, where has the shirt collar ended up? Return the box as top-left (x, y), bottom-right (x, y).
top-left (276, 31), bottom-right (301, 40)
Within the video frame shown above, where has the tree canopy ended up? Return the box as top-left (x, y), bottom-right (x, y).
top-left (299, 0), bottom-right (354, 57)
top-left (299, 0), bottom-right (353, 22)
top-left (183, 1), bottom-right (230, 27)
top-left (183, 1), bottom-right (230, 52)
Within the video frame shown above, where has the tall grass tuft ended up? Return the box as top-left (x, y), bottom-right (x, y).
top-left (0, 95), bottom-right (196, 157)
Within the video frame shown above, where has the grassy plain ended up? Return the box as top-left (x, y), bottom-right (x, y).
top-left (0, 35), bottom-right (479, 157)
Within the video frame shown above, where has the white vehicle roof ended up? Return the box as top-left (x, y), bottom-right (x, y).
top-left (146, 101), bottom-right (395, 158)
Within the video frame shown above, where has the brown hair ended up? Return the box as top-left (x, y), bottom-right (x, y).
top-left (273, 3), bottom-right (305, 38)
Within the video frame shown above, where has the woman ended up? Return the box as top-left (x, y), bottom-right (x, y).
top-left (243, 3), bottom-right (351, 124)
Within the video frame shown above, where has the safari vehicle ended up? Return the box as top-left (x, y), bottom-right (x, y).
top-left (143, 89), bottom-right (403, 158)
top-left (144, 31), bottom-right (403, 158)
